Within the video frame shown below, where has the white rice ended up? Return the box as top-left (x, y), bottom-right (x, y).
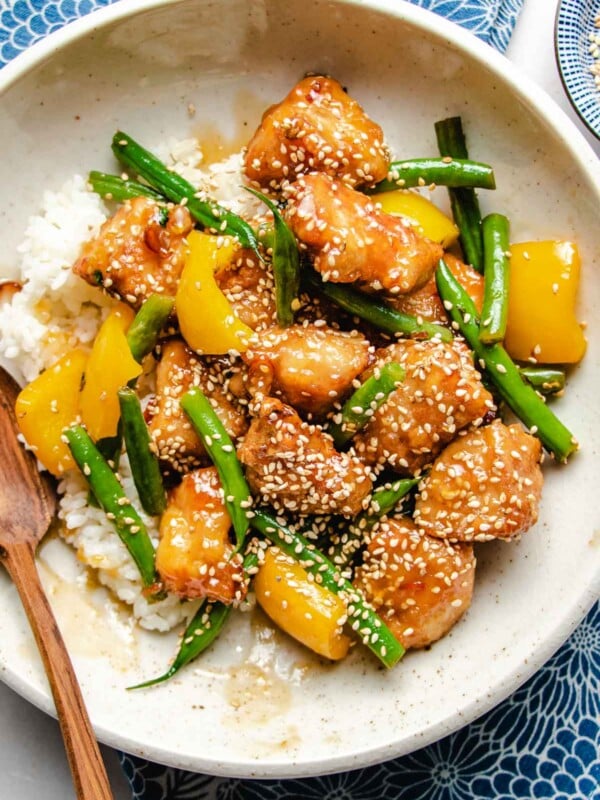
top-left (0, 138), bottom-right (248, 631)
top-left (155, 137), bottom-right (264, 218)
top-left (0, 174), bottom-right (111, 384)
top-left (59, 455), bottom-right (195, 632)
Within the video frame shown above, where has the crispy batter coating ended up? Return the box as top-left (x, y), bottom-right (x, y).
top-left (238, 396), bottom-right (372, 516)
top-left (388, 253), bottom-right (484, 325)
top-left (147, 339), bottom-right (248, 473)
top-left (354, 339), bottom-right (495, 475)
top-left (414, 420), bottom-right (543, 542)
top-left (156, 467), bottom-right (245, 603)
top-left (215, 247), bottom-right (277, 331)
top-left (243, 323), bottom-right (372, 416)
top-left (73, 197), bottom-right (193, 308)
top-left (354, 517), bottom-right (475, 649)
top-left (244, 75), bottom-right (389, 189)
top-left (284, 173), bottom-right (443, 295)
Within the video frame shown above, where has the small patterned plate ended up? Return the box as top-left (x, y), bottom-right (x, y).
top-left (555, 0), bottom-right (600, 139)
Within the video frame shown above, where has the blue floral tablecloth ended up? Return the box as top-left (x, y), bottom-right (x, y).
top-left (1, 1), bottom-right (599, 798)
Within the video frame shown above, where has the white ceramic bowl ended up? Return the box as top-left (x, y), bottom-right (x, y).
top-left (1, 0), bottom-right (599, 779)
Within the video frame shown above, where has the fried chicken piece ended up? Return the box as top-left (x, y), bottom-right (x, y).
top-left (353, 339), bottom-right (495, 475)
top-left (244, 75), bottom-right (389, 189)
top-left (238, 397), bottom-right (372, 516)
top-left (388, 253), bottom-right (484, 325)
top-left (354, 517), bottom-right (475, 650)
top-left (243, 323), bottom-right (372, 416)
top-left (284, 173), bottom-right (443, 295)
top-left (73, 197), bottom-right (193, 308)
top-left (148, 339), bottom-right (248, 473)
top-left (414, 420), bottom-right (543, 542)
top-left (156, 467), bottom-right (246, 603)
top-left (215, 247), bottom-right (277, 331)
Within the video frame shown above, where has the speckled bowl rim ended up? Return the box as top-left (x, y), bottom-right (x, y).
top-left (555, 0), bottom-right (600, 140)
top-left (0, 0), bottom-right (599, 778)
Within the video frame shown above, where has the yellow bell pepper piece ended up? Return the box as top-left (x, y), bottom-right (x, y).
top-left (79, 306), bottom-right (142, 441)
top-left (15, 350), bottom-right (88, 476)
top-left (505, 241), bottom-right (586, 364)
top-left (376, 189), bottom-right (459, 248)
top-left (254, 547), bottom-right (351, 661)
top-left (175, 230), bottom-right (254, 355)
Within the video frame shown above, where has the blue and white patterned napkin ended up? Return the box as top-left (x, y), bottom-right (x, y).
top-left (0, 0), bottom-right (522, 61)
top-left (409, 0), bottom-right (523, 51)
top-left (2, 2), bottom-right (599, 800)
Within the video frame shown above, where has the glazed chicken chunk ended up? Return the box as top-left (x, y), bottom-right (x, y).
top-left (73, 196), bottom-right (193, 308)
top-left (355, 517), bottom-right (475, 650)
top-left (148, 339), bottom-right (248, 473)
top-left (238, 397), bottom-right (372, 516)
top-left (244, 75), bottom-right (389, 189)
top-left (389, 253), bottom-right (484, 326)
top-left (354, 339), bottom-right (495, 475)
top-left (215, 247), bottom-right (277, 332)
top-left (414, 419), bottom-right (543, 542)
top-left (243, 323), bottom-right (372, 416)
top-left (284, 173), bottom-right (443, 295)
top-left (156, 467), bottom-right (246, 603)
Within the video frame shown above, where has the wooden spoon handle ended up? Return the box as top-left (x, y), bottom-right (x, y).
top-left (2, 540), bottom-right (114, 800)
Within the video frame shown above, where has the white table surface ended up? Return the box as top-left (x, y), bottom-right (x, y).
top-left (0, 1), bottom-right (598, 798)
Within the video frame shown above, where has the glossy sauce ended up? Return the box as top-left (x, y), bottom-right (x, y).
top-left (36, 534), bottom-right (139, 672)
top-left (193, 88), bottom-right (264, 163)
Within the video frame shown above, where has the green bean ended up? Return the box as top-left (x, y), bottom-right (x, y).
top-left (479, 214), bottom-right (510, 344)
top-left (244, 188), bottom-right (300, 327)
top-left (180, 388), bottom-right (251, 548)
top-left (95, 429), bottom-right (122, 469)
top-left (450, 189), bottom-right (484, 271)
top-left (435, 260), bottom-right (577, 461)
top-left (64, 425), bottom-right (161, 592)
top-left (328, 477), bottom-right (420, 572)
top-left (435, 117), bottom-right (484, 272)
top-left (518, 366), bottom-right (565, 396)
top-left (370, 157), bottom-right (496, 194)
top-left (302, 270), bottom-right (452, 342)
top-left (251, 511), bottom-right (405, 668)
top-left (365, 476), bottom-right (420, 519)
top-left (129, 552), bottom-right (259, 689)
top-left (88, 171), bottom-right (165, 203)
top-left (118, 387), bottom-right (166, 516)
top-left (111, 131), bottom-right (261, 256)
top-left (126, 294), bottom-right (175, 363)
top-left (87, 428), bottom-right (123, 508)
top-left (435, 116), bottom-right (470, 159)
top-left (328, 362), bottom-right (404, 448)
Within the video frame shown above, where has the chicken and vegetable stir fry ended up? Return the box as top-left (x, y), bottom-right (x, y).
top-left (14, 75), bottom-right (585, 683)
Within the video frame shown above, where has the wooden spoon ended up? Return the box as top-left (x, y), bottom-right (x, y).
top-left (0, 366), bottom-right (114, 800)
